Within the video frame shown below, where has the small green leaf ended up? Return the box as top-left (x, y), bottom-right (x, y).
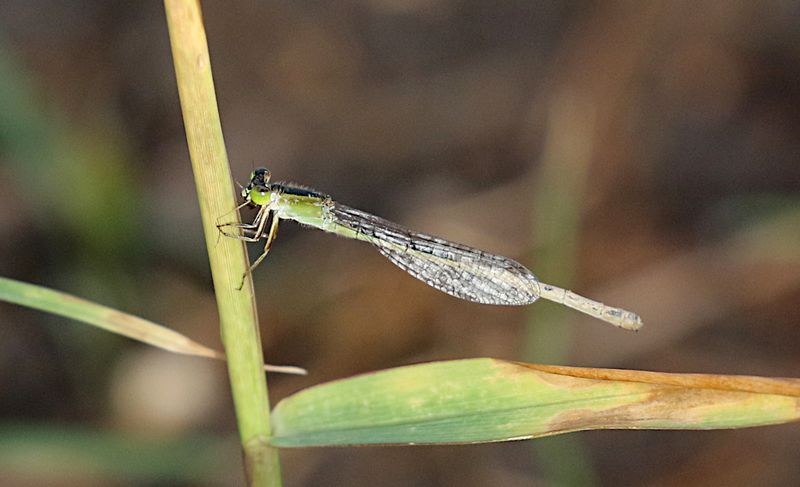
top-left (0, 277), bottom-right (305, 375)
top-left (0, 277), bottom-right (222, 359)
top-left (270, 358), bottom-right (800, 447)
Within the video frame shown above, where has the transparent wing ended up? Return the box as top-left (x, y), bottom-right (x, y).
top-left (331, 204), bottom-right (540, 306)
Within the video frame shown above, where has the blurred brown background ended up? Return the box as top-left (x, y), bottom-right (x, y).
top-left (1, 1), bottom-right (799, 486)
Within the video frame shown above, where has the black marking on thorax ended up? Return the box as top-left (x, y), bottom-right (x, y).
top-left (271, 183), bottom-right (327, 199)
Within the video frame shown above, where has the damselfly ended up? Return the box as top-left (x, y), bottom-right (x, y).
top-left (218, 168), bottom-right (643, 330)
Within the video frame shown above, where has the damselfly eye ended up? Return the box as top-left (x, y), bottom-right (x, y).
top-left (249, 187), bottom-right (271, 206)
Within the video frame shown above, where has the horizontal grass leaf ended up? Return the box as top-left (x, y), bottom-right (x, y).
top-left (0, 277), bottom-right (304, 374)
top-left (0, 277), bottom-right (221, 358)
top-left (270, 358), bottom-right (800, 447)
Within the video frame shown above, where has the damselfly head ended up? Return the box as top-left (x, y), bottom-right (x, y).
top-left (250, 167), bottom-right (271, 186)
top-left (242, 167), bottom-right (272, 206)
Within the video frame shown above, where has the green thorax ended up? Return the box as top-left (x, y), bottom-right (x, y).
top-left (267, 183), bottom-right (332, 230)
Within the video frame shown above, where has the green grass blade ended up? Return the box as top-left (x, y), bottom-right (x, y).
top-left (270, 358), bottom-right (800, 447)
top-left (0, 276), bottom-right (221, 360)
top-left (0, 277), bottom-right (304, 375)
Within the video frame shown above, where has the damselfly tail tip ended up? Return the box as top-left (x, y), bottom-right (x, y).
top-left (618, 310), bottom-right (644, 331)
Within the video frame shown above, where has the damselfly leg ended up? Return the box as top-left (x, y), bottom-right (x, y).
top-left (216, 202), bottom-right (282, 289)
